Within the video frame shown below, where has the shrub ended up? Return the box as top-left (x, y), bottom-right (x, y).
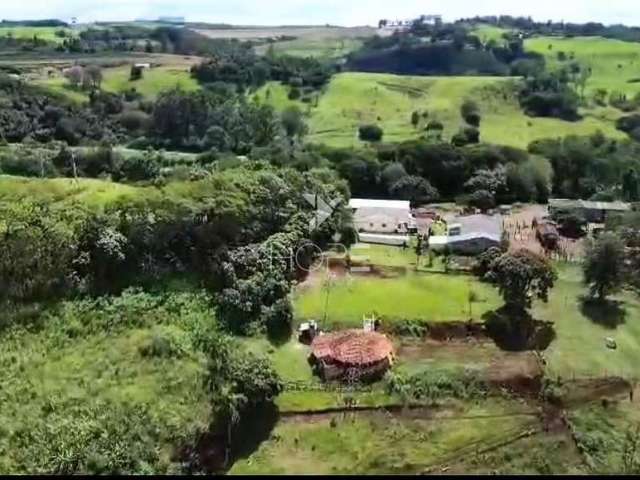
top-left (287, 87), bottom-right (301, 100)
top-left (118, 110), bottom-right (150, 133)
top-left (358, 124), bottom-right (383, 142)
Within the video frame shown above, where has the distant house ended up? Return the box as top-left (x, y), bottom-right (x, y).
top-left (349, 198), bottom-right (416, 234)
top-left (549, 198), bottom-right (631, 223)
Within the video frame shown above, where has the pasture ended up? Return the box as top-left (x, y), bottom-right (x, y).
top-left (525, 35), bottom-right (640, 97)
top-left (37, 62), bottom-right (199, 102)
top-left (533, 263), bottom-right (640, 379)
top-left (293, 269), bottom-right (501, 327)
top-left (0, 26), bottom-right (73, 44)
top-left (257, 72), bottom-right (625, 149)
top-left (229, 397), bottom-right (581, 475)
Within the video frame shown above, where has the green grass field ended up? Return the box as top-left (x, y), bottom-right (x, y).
top-left (526, 35), bottom-right (640, 98)
top-left (533, 263), bottom-right (640, 379)
top-left (102, 65), bottom-right (199, 98)
top-left (256, 37), bottom-right (363, 59)
top-left (37, 64), bottom-right (199, 103)
top-left (257, 72), bottom-right (625, 149)
top-left (0, 26), bottom-right (74, 44)
top-left (0, 289), bottom-right (213, 473)
top-left (229, 397), bottom-right (571, 474)
top-left (471, 25), bottom-right (511, 45)
top-left (294, 271), bottom-right (501, 327)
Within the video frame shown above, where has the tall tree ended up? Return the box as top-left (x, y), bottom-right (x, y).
top-left (583, 232), bottom-right (626, 301)
top-left (485, 249), bottom-right (557, 314)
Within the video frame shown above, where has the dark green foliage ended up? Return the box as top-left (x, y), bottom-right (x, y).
top-left (583, 233), bottom-right (627, 300)
top-left (451, 126), bottom-right (480, 146)
top-left (150, 88), bottom-right (281, 152)
top-left (386, 369), bottom-right (487, 403)
top-left (389, 175), bottom-right (439, 205)
top-left (0, 202), bottom-right (77, 304)
top-left (0, 78), bottom-right (122, 145)
top-left (616, 114), bottom-right (640, 141)
top-left (358, 124), bottom-right (384, 142)
top-left (484, 249), bottom-right (557, 313)
top-left (467, 189), bottom-right (495, 212)
top-left (461, 99), bottom-right (481, 127)
top-left (130, 65), bottom-right (144, 81)
top-left (518, 71), bottom-right (580, 120)
top-left (529, 135), bottom-right (640, 200)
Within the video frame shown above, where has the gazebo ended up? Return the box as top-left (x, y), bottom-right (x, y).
top-left (310, 330), bottom-right (395, 382)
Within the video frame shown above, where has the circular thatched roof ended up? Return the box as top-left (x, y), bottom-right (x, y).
top-left (311, 330), bottom-right (394, 366)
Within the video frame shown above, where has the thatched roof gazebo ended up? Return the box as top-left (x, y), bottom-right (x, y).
top-left (310, 330), bottom-right (395, 382)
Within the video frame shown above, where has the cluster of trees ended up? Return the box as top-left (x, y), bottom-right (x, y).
top-left (147, 88), bottom-right (284, 152)
top-left (347, 20), bottom-right (542, 77)
top-left (0, 75), bottom-right (297, 155)
top-left (0, 75), bottom-right (124, 145)
top-left (310, 140), bottom-right (552, 207)
top-left (460, 16), bottom-right (640, 44)
top-left (518, 69), bottom-right (581, 120)
top-left (585, 213), bottom-right (640, 300)
top-left (191, 47), bottom-right (333, 95)
top-left (0, 164), bottom-right (349, 311)
top-left (529, 133), bottom-right (640, 200)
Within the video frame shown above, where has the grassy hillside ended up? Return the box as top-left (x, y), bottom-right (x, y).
top-left (0, 289), bottom-right (213, 473)
top-left (0, 26), bottom-right (74, 44)
top-left (525, 35), bottom-right (640, 97)
top-left (102, 65), bottom-right (199, 98)
top-left (256, 37), bottom-right (363, 59)
top-left (37, 64), bottom-right (199, 103)
top-left (258, 72), bottom-right (625, 149)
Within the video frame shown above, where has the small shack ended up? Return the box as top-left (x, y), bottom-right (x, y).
top-left (310, 330), bottom-right (395, 382)
top-left (549, 199), bottom-right (631, 224)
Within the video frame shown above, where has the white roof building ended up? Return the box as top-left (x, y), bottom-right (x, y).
top-left (349, 198), bottom-right (415, 234)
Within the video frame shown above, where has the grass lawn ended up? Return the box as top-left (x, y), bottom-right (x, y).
top-left (294, 271), bottom-right (502, 327)
top-left (0, 26), bottom-right (74, 44)
top-left (526, 35), bottom-right (640, 98)
top-left (37, 64), bottom-right (199, 103)
top-left (257, 72), bottom-right (625, 150)
top-left (229, 397), bottom-right (545, 475)
top-left (256, 37), bottom-right (363, 59)
top-left (471, 25), bottom-right (511, 45)
top-left (102, 65), bottom-right (199, 98)
top-left (240, 337), bottom-right (316, 384)
top-left (533, 263), bottom-right (640, 379)
top-left (0, 175), bottom-right (143, 210)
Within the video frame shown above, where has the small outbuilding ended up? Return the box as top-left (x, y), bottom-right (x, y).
top-left (549, 198), bottom-right (631, 223)
top-left (310, 330), bottom-right (395, 382)
top-left (429, 232), bottom-right (501, 255)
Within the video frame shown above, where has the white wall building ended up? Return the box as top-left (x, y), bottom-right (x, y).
top-left (349, 198), bottom-right (416, 234)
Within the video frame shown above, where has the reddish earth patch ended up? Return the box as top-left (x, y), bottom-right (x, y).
top-left (395, 338), bottom-right (543, 396)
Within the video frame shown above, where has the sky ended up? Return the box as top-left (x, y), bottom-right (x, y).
top-left (1, 0), bottom-right (640, 27)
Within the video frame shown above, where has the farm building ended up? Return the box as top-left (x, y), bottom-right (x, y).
top-left (428, 213), bottom-right (503, 255)
top-left (349, 198), bottom-right (417, 234)
top-left (549, 199), bottom-right (631, 223)
top-left (310, 330), bottom-right (395, 382)
top-left (429, 232), bottom-right (501, 255)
